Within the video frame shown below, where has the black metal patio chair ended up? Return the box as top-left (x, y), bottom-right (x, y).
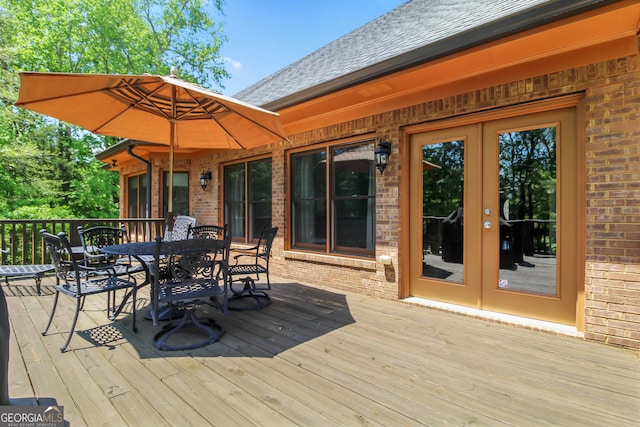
top-left (150, 236), bottom-right (231, 351)
top-left (40, 230), bottom-right (139, 352)
top-left (164, 215), bottom-right (196, 241)
top-left (227, 226), bottom-right (278, 310)
top-left (77, 225), bottom-right (146, 317)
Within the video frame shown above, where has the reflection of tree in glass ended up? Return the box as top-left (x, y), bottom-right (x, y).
top-left (422, 140), bottom-right (465, 218)
top-left (499, 128), bottom-right (556, 221)
top-left (225, 164), bottom-right (245, 238)
top-left (249, 159), bottom-right (273, 238)
top-left (249, 160), bottom-right (272, 202)
top-left (333, 143), bottom-right (375, 200)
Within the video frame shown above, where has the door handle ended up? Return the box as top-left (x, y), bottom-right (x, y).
top-left (483, 221), bottom-right (492, 229)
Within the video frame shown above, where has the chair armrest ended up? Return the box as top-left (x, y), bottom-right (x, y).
top-left (75, 262), bottom-right (117, 278)
top-left (230, 245), bottom-right (258, 260)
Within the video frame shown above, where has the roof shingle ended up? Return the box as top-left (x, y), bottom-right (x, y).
top-left (233, 0), bottom-right (611, 110)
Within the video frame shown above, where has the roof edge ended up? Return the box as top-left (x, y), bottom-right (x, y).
top-left (262, 0), bottom-right (619, 112)
top-left (95, 139), bottom-right (163, 161)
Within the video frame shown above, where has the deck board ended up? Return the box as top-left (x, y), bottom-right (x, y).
top-left (3, 276), bottom-right (640, 426)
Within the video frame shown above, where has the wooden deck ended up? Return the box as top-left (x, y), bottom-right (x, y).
top-left (3, 275), bottom-right (639, 426)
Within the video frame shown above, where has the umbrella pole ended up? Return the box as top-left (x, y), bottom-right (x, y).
top-left (168, 123), bottom-right (175, 212)
top-left (167, 83), bottom-right (176, 226)
top-left (167, 119), bottom-right (175, 229)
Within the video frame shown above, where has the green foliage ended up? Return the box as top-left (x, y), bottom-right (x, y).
top-left (499, 128), bottom-right (556, 221)
top-left (10, 205), bottom-right (74, 220)
top-left (69, 166), bottom-right (120, 218)
top-left (4, 0), bottom-right (228, 85)
top-left (422, 140), bottom-right (465, 218)
top-left (0, 0), bottom-right (228, 220)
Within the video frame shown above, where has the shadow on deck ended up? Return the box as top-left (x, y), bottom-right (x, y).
top-left (3, 274), bottom-right (639, 426)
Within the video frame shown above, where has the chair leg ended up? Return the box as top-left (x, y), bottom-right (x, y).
top-left (41, 291), bottom-right (60, 336)
top-left (60, 298), bottom-right (82, 352)
top-left (111, 286), bottom-right (138, 320)
top-left (34, 274), bottom-right (42, 295)
top-left (131, 286), bottom-right (137, 333)
top-left (107, 290), bottom-right (115, 318)
top-left (109, 274), bottom-right (138, 319)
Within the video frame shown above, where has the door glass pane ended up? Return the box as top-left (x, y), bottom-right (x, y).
top-left (422, 140), bottom-right (464, 283)
top-left (248, 159), bottom-right (272, 240)
top-left (498, 127), bottom-right (557, 296)
top-left (224, 163), bottom-right (246, 239)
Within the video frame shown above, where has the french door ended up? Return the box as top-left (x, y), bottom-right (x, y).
top-left (409, 107), bottom-right (579, 325)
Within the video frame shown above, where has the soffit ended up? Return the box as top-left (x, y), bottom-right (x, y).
top-left (98, 142), bottom-right (218, 171)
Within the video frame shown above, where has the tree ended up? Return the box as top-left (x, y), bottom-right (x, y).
top-left (499, 128), bottom-right (556, 221)
top-left (0, 0), bottom-right (228, 218)
top-left (422, 140), bottom-right (465, 217)
top-left (5, 0), bottom-right (227, 85)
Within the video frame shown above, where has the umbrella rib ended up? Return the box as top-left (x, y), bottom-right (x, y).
top-left (181, 88), bottom-right (287, 148)
top-left (93, 81), bottom-right (175, 134)
top-left (209, 99), bottom-right (288, 142)
top-left (15, 86), bottom-right (122, 107)
top-left (116, 81), bottom-right (172, 120)
top-left (90, 103), bottom-right (137, 134)
top-left (178, 89), bottom-right (246, 149)
top-left (95, 80), bottom-right (177, 133)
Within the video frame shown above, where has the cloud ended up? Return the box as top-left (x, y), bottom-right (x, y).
top-left (223, 57), bottom-right (243, 71)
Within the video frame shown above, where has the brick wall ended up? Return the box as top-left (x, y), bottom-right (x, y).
top-left (125, 53), bottom-right (640, 349)
top-left (269, 54), bottom-right (640, 349)
top-left (582, 55), bottom-right (640, 349)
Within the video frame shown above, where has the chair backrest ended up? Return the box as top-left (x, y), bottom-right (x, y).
top-left (77, 225), bottom-right (130, 266)
top-left (187, 224), bottom-right (228, 240)
top-left (151, 235), bottom-right (231, 317)
top-left (165, 215), bottom-right (196, 241)
top-left (256, 226), bottom-right (278, 264)
top-left (78, 225), bottom-right (129, 253)
top-left (40, 230), bottom-right (79, 285)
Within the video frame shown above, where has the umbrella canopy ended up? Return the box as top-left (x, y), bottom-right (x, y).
top-left (15, 70), bottom-right (288, 212)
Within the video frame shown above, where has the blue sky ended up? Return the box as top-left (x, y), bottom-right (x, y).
top-left (218, 0), bottom-right (407, 96)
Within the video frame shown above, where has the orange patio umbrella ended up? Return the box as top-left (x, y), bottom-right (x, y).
top-left (15, 69), bottom-right (288, 213)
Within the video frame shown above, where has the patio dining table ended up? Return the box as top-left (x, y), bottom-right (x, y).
top-left (101, 241), bottom-right (157, 258)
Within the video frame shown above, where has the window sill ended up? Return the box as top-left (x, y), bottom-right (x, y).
top-left (283, 250), bottom-right (377, 271)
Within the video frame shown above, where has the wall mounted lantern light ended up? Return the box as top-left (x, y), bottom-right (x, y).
top-left (375, 141), bottom-right (392, 175)
top-left (199, 171), bottom-right (212, 191)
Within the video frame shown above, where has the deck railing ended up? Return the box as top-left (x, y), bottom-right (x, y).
top-left (0, 218), bottom-right (166, 265)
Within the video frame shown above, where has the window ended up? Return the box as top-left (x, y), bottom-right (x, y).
top-left (127, 174), bottom-right (148, 218)
top-left (291, 140), bottom-right (376, 256)
top-left (162, 172), bottom-right (189, 216)
top-left (224, 158), bottom-right (272, 242)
